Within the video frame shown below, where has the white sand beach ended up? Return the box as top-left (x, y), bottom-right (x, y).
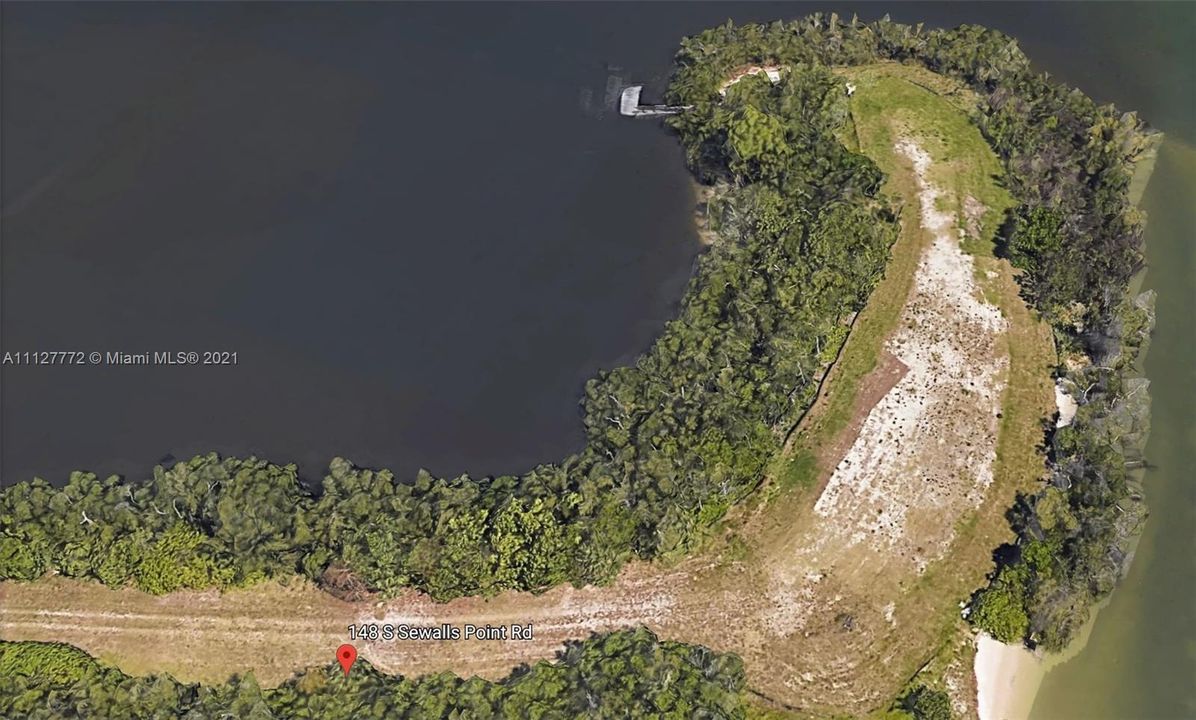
top-left (975, 633), bottom-right (1046, 720)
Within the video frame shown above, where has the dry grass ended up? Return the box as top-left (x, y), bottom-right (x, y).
top-left (0, 576), bottom-right (353, 685)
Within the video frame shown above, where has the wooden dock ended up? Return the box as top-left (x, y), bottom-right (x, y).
top-left (618, 86), bottom-right (689, 118)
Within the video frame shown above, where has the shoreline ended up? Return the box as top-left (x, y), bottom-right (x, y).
top-left (973, 133), bottom-right (1164, 720)
top-left (974, 633), bottom-right (1045, 720)
top-left (974, 596), bottom-right (1113, 720)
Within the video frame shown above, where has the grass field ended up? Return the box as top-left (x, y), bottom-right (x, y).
top-left (0, 62), bottom-right (1057, 719)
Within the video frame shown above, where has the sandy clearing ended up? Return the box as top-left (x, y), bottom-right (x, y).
top-left (718, 65), bottom-right (785, 95)
top-left (812, 139), bottom-right (1005, 566)
top-left (765, 137), bottom-right (1010, 644)
top-left (1055, 380), bottom-right (1078, 428)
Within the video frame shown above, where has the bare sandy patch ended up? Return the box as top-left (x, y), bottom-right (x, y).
top-left (764, 136), bottom-right (1010, 645)
top-left (1055, 380), bottom-right (1078, 428)
top-left (725, 135), bottom-right (1017, 710)
top-left (718, 65), bottom-right (785, 95)
top-left (811, 139), bottom-right (1006, 570)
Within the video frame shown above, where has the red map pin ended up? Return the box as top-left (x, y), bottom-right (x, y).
top-left (336, 644), bottom-right (357, 677)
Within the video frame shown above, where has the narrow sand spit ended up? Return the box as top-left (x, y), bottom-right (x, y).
top-left (975, 633), bottom-right (1044, 720)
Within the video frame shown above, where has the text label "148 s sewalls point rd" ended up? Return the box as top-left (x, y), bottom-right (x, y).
top-left (347, 623), bottom-right (535, 642)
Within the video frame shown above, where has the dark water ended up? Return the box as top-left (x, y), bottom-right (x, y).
top-left (2, 3), bottom-right (711, 485)
top-left (3, 3), bottom-right (1193, 714)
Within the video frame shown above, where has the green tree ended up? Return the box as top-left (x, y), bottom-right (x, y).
top-left (134, 523), bottom-right (231, 595)
top-left (728, 105), bottom-right (792, 178)
top-left (970, 566), bottom-right (1030, 643)
top-left (903, 686), bottom-right (953, 720)
top-left (0, 536), bottom-right (45, 581)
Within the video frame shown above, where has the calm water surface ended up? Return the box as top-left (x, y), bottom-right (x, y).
top-left (2, 3), bottom-right (708, 484)
top-left (2, 3), bottom-right (1192, 716)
